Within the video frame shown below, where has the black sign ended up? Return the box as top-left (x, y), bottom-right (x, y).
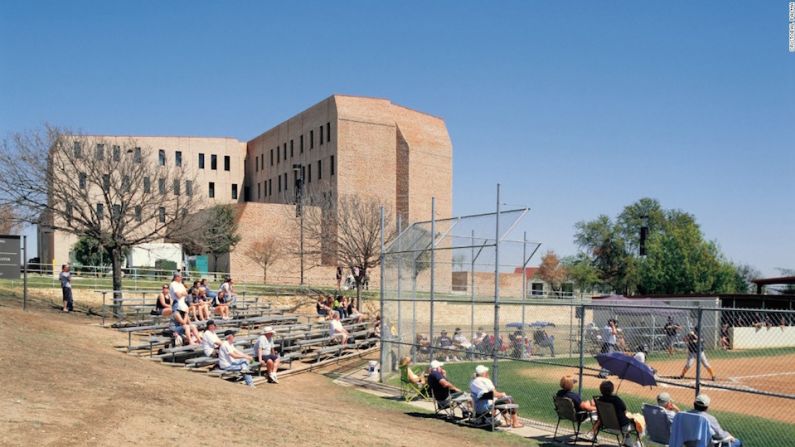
top-left (0, 235), bottom-right (21, 279)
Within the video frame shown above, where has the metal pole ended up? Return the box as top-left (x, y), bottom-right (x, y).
top-left (492, 184), bottom-right (501, 385)
top-left (300, 210), bottom-right (304, 286)
top-left (428, 197), bottom-right (436, 361)
top-left (578, 304), bottom-right (585, 396)
top-left (695, 306), bottom-right (704, 396)
top-left (22, 235), bottom-right (28, 311)
top-left (521, 231), bottom-right (527, 328)
top-left (396, 216), bottom-right (402, 356)
top-left (470, 230), bottom-right (475, 341)
top-left (379, 206), bottom-right (386, 383)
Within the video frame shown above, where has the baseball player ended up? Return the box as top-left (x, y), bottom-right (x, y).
top-left (678, 326), bottom-right (716, 381)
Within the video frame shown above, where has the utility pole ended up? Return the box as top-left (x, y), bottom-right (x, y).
top-left (293, 164), bottom-right (305, 286)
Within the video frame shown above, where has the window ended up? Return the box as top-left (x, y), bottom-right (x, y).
top-left (134, 147), bottom-right (141, 163)
top-left (173, 179), bottom-right (180, 196)
top-left (208, 182), bottom-right (215, 198)
top-left (277, 147), bottom-right (280, 164)
top-left (310, 130), bottom-right (314, 149)
top-left (158, 207), bottom-right (166, 223)
top-left (268, 179), bottom-right (272, 196)
top-left (143, 176), bottom-right (151, 193)
top-left (283, 173), bottom-right (287, 193)
top-left (319, 125), bottom-right (324, 146)
top-left (134, 206), bottom-right (142, 222)
top-left (122, 175), bottom-right (130, 192)
top-left (186, 180), bottom-right (193, 196)
top-left (232, 183), bottom-right (238, 200)
top-left (198, 153), bottom-right (205, 169)
top-left (102, 174), bottom-right (110, 191)
top-left (308, 164), bottom-right (312, 183)
top-left (283, 143), bottom-right (287, 160)
top-left (79, 172), bottom-right (87, 190)
top-left (531, 283), bottom-right (544, 296)
top-left (317, 160), bottom-right (322, 180)
top-left (96, 203), bottom-right (104, 219)
top-left (256, 155), bottom-right (259, 172)
top-left (224, 155), bottom-right (230, 171)
top-left (290, 140), bottom-right (294, 157)
top-left (175, 151), bottom-right (182, 167)
top-left (96, 144), bottom-right (105, 160)
top-left (257, 182), bottom-right (261, 200)
top-left (270, 149), bottom-right (274, 166)
top-left (244, 186), bottom-right (250, 201)
top-left (300, 135), bottom-right (304, 153)
top-left (210, 154), bottom-right (217, 170)
top-left (158, 149), bottom-right (166, 166)
top-left (112, 145), bottom-right (121, 161)
top-left (65, 203), bottom-right (73, 222)
top-left (158, 178), bottom-right (166, 194)
top-left (112, 204), bottom-right (122, 220)
top-left (326, 122), bottom-right (331, 142)
top-left (330, 155), bottom-right (335, 176)
top-left (73, 142), bottom-right (82, 158)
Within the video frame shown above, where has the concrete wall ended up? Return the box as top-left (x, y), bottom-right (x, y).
top-left (730, 326), bottom-right (795, 349)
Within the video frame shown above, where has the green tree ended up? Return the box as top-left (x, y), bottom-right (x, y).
top-left (203, 204), bottom-right (241, 272)
top-left (561, 254), bottom-right (603, 293)
top-left (72, 236), bottom-right (112, 267)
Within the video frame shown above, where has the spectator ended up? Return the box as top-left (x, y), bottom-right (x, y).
top-left (154, 284), bottom-right (173, 317)
top-left (437, 330), bottom-right (456, 361)
top-left (212, 290), bottom-right (231, 320)
top-left (655, 392), bottom-right (680, 424)
top-left (688, 394), bottom-right (742, 446)
top-left (218, 330), bottom-right (254, 387)
top-left (598, 319), bottom-right (619, 378)
top-left (336, 265), bottom-right (343, 290)
top-left (345, 297), bottom-right (366, 323)
top-left (329, 312), bottom-right (350, 345)
top-left (168, 272), bottom-right (188, 305)
top-left (254, 326), bottom-right (280, 383)
top-left (427, 360), bottom-right (469, 416)
top-left (170, 297), bottom-right (201, 345)
top-left (663, 316), bottom-right (681, 355)
top-left (316, 296), bottom-right (330, 317)
top-left (201, 320), bottom-right (222, 357)
top-left (594, 380), bottom-right (644, 445)
top-left (453, 328), bottom-right (474, 359)
top-left (199, 278), bottom-right (216, 299)
top-left (469, 365), bottom-right (523, 428)
top-left (333, 295), bottom-right (348, 319)
top-left (399, 356), bottom-right (425, 386)
top-left (533, 328), bottom-right (555, 357)
top-left (194, 287), bottom-right (211, 321)
top-left (556, 375), bottom-right (596, 420)
top-left (720, 323), bottom-right (731, 350)
top-left (411, 333), bottom-right (430, 360)
top-left (373, 315), bottom-right (382, 338)
top-left (59, 264), bottom-right (73, 313)
top-left (219, 277), bottom-right (237, 308)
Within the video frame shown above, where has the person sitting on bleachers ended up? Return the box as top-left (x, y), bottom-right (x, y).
top-left (170, 297), bottom-right (201, 345)
top-left (437, 330), bottom-right (457, 361)
top-left (218, 330), bottom-right (254, 387)
top-left (218, 277), bottom-right (237, 308)
top-left (373, 315), bottom-right (382, 337)
top-left (469, 364), bottom-right (523, 428)
top-left (452, 328), bottom-right (474, 360)
top-left (329, 312), bottom-right (350, 345)
top-left (154, 284), bottom-right (172, 317)
top-left (201, 320), bottom-right (222, 357)
top-left (255, 326), bottom-right (281, 384)
top-left (344, 297), bottom-right (366, 323)
top-left (212, 290), bottom-right (231, 320)
top-left (195, 287), bottom-right (211, 321)
top-left (316, 297), bottom-right (331, 317)
top-left (333, 295), bottom-right (348, 319)
top-left (199, 278), bottom-right (216, 299)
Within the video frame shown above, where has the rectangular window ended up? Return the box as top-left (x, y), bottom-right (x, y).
top-left (134, 147), bottom-right (141, 163)
top-left (210, 154), bottom-right (217, 170)
top-left (277, 147), bottom-right (280, 164)
top-left (102, 174), bottom-right (110, 191)
top-left (283, 143), bottom-right (287, 160)
top-left (158, 207), bottom-right (166, 223)
top-left (96, 144), bottom-right (105, 160)
top-left (122, 175), bottom-right (130, 192)
top-left (73, 142), bottom-right (82, 158)
top-left (208, 182), bottom-right (215, 198)
top-left (330, 155), bottom-right (335, 176)
top-left (244, 186), bottom-right (250, 201)
top-left (158, 178), bottom-right (166, 194)
top-left (283, 173), bottom-right (287, 193)
top-left (310, 130), bottom-right (314, 149)
top-left (232, 183), bottom-right (238, 200)
top-left (257, 182), bottom-right (261, 200)
top-left (308, 164), bottom-right (312, 183)
top-left (300, 135), bottom-right (304, 153)
top-left (531, 283), bottom-right (544, 296)
top-left (198, 153), bottom-right (205, 169)
top-left (143, 176), bottom-right (151, 193)
top-left (326, 122), bottom-right (331, 142)
top-left (158, 149), bottom-right (165, 166)
top-left (112, 204), bottom-right (121, 220)
top-left (175, 151), bottom-right (182, 167)
top-left (270, 149), bottom-right (274, 166)
top-left (320, 125), bottom-right (324, 146)
top-left (268, 179), bottom-right (272, 196)
top-left (278, 176), bottom-right (282, 192)
top-left (256, 155), bottom-right (259, 172)
top-left (318, 160), bottom-right (322, 180)
top-left (290, 140), bottom-right (294, 157)
top-left (224, 155), bottom-right (230, 171)
top-left (65, 203), bottom-right (73, 223)
top-left (186, 180), bottom-right (193, 196)
top-left (134, 206), bottom-right (142, 222)
top-left (173, 179), bottom-right (180, 196)
top-left (112, 145), bottom-right (121, 161)
top-left (96, 203), bottom-right (104, 219)
top-left (79, 172), bottom-right (87, 190)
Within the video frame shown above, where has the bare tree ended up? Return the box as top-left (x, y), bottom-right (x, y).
top-left (0, 204), bottom-right (19, 234)
top-left (244, 235), bottom-right (283, 283)
top-left (0, 125), bottom-right (202, 310)
top-left (537, 250), bottom-right (568, 296)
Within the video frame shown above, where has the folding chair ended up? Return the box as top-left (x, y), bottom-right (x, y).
top-left (471, 391), bottom-right (518, 431)
top-left (399, 365), bottom-right (429, 402)
top-left (670, 412), bottom-right (732, 447)
top-left (593, 396), bottom-right (643, 447)
top-left (553, 395), bottom-right (594, 444)
top-left (642, 403), bottom-right (672, 446)
top-left (431, 389), bottom-right (470, 420)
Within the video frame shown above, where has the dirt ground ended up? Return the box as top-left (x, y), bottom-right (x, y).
top-left (0, 300), bottom-right (529, 447)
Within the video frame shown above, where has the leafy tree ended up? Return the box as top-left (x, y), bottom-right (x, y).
top-left (536, 250), bottom-right (568, 295)
top-left (203, 204), bottom-right (241, 271)
top-left (72, 236), bottom-right (112, 267)
top-left (561, 254), bottom-right (603, 293)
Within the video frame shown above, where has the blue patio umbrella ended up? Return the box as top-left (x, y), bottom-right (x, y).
top-left (595, 352), bottom-right (656, 390)
top-left (506, 322), bottom-right (527, 328)
top-left (528, 321), bottom-right (556, 328)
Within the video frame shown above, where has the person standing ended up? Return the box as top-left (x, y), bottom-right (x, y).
top-left (59, 264), bottom-right (73, 312)
top-left (678, 326), bottom-right (716, 381)
top-left (335, 265), bottom-right (343, 290)
top-left (663, 317), bottom-right (681, 355)
top-left (598, 319), bottom-right (618, 378)
top-left (219, 277), bottom-right (237, 308)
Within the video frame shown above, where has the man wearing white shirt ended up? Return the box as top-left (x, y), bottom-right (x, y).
top-left (329, 311), bottom-right (349, 345)
top-left (169, 272), bottom-right (188, 306)
top-left (201, 320), bottom-right (222, 357)
top-left (469, 365), bottom-right (523, 428)
top-left (219, 330), bottom-right (254, 387)
top-left (255, 326), bottom-right (281, 383)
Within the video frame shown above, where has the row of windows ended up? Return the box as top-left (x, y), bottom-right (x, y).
top-left (256, 156), bottom-right (335, 200)
top-left (73, 142), bottom-right (143, 163)
top-left (206, 182), bottom-right (239, 200)
top-left (198, 153), bottom-right (231, 171)
top-left (72, 143), bottom-right (234, 173)
top-left (78, 175), bottom-right (237, 201)
top-left (254, 122), bottom-right (332, 173)
top-left (76, 203), bottom-right (165, 224)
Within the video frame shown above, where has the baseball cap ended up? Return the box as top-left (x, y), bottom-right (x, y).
top-left (263, 326), bottom-right (275, 334)
top-left (695, 394), bottom-right (711, 407)
top-left (223, 329), bottom-right (235, 337)
top-left (206, 320), bottom-right (216, 327)
top-left (657, 392), bottom-right (672, 405)
top-left (475, 365), bottom-right (489, 375)
top-left (430, 360), bottom-right (443, 369)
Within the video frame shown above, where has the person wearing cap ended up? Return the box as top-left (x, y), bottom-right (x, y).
top-left (469, 365), bottom-right (523, 428)
top-left (688, 394), bottom-right (741, 446)
top-left (678, 327), bottom-right (716, 381)
top-left (329, 311), bottom-right (350, 345)
top-left (437, 330), bottom-right (456, 362)
top-left (59, 264), bottom-right (73, 312)
top-left (663, 316), bottom-right (681, 355)
top-left (219, 329), bottom-right (254, 387)
top-left (201, 320), bottom-right (222, 357)
top-left (218, 277), bottom-right (237, 308)
top-left (427, 360), bottom-right (469, 415)
top-left (452, 328), bottom-right (474, 360)
top-left (556, 375), bottom-right (596, 420)
top-left (655, 392), bottom-right (680, 424)
top-left (170, 293), bottom-right (201, 345)
top-left (255, 327), bottom-right (281, 383)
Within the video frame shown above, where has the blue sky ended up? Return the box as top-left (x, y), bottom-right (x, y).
top-left (1, 1), bottom-right (792, 275)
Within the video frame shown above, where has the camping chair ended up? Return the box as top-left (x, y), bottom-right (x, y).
top-left (431, 388), bottom-right (470, 420)
top-left (399, 365), bottom-right (429, 402)
top-left (669, 412), bottom-right (732, 447)
top-left (471, 391), bottom-right (519, 431)
top-left (593, 396), bottom-right (643, 447)
top-left (642, 403), bottom-right (672, 446)
top-left (553, 395), bottom-right (594, 444)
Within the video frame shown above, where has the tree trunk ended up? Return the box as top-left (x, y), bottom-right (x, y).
top-left (263, 266), bottom-right (267, 284)
top-left (111, 247), bottom-right (123, 318)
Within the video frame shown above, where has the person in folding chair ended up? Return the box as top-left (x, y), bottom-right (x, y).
top-left (398, 357), bottom-right (429, 401)
top-left (427, 360), bottom-right (470, 419)
top-left (592, 380), bottom-right (644, 446)
top-left (687, 394), bottom-right (742, 447)
top-left (469, 365), bottom-right (524, 429)
top-left (554, 375), bottom-right (596, 442)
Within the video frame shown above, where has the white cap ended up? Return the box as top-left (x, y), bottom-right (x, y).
top-left (475, 365), bottom-right (489, 375)
top-left (177, 299), bottom-right (189, 312)
top-left (430, 360), bottom-right (443, 369)
top-left (263, 326), bottom-right (275, 334)
top-left (695, 394), bottom-right (711, 407)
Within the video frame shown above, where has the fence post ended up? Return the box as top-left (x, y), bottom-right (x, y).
top-left (470, 230), bottom-right (475, 341)
top-left (22, 235), bottom-right (28, 311)
top-left (492, 184), bottom-right (501, 385)
top-left (521, 231), bottom-right (526, 329)
top-left (428, 197), bottom-right (436, 362)
top-left (578, 303), bottom-right (586, 396)
top-left (379, 206), bottom-right (386, 383)
top-left (695, 305), bottom-right (704, 396)
top-left (396, 217), bottom-right (402, 352)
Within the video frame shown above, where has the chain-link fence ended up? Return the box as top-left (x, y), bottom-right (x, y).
top-left (379, 207), bottom-right (795, 446)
